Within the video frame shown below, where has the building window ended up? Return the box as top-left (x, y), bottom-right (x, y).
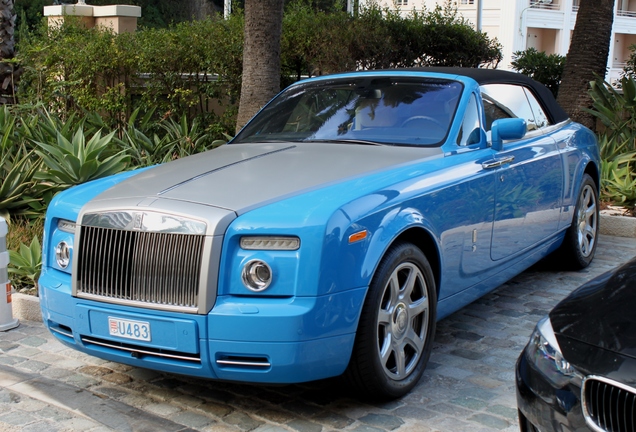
top-left (460, 0), bottom-right (475, 4)
top-left (397, 0), bottom-right (408, 5)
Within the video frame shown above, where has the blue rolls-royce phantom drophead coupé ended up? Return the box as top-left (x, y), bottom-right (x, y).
top-left (39, 68), bottom-right (600, 399)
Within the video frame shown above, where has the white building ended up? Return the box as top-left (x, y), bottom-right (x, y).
top-left (365, 0), bottom-right (636, 82)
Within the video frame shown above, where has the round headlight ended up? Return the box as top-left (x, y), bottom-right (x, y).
top-left (241, 260), bottom-right (272, 292)
top-left (55, 241), bottom-right (71, 269)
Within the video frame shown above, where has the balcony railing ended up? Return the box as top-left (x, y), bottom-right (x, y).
top-left (529, 1), bottom-right (560, 10)
top-left (618, 10), bottom-right (636, 18)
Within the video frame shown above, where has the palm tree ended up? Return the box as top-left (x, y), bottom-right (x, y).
top-left (557, 0), bottom-right (615, 129)
top-left (235, 0), bottom-right (285, 132)
top-left (0, 0), bottom-right (16, 104)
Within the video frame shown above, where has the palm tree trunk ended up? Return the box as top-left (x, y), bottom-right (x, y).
top-left (235, 0), bottom-right (285, 132)
top-left (0, 0), bottom-right (16, 104)
top-left (557, 0), bottom-right (615, 129)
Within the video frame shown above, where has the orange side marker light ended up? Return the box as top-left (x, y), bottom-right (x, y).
top-left (349, 230), bottom-right (368, 244)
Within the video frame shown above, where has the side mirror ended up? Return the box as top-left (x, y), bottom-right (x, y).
top-left (491, 118), bottom-right (526, 151)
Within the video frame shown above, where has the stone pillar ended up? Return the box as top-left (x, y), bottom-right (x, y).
top-left (43, 4), bottom-right (94, 29)
top-left (43, 3), bottom-right (142, 34)
top-left (93, 5), bottom-right (142, 33)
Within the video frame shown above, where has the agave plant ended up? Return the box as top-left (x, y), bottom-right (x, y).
top-left (33, 127), bottom-right (130, 190)
top-left (0, 149), bottom-right (42, 221)
top-left (601, 153), bottom-right (636, 205)
top-left (160, 114), bottom-right (217, 159)
top-left (8, 236), bottom-right (42, 292)
top-left (0, 106), bottom-right (43, 220)
top-left (588, 77), bottom-right (636, 206)
top-left (117, 107), bottom-right (178, 167)
top-left (588, 77), bottom-right (636, 150)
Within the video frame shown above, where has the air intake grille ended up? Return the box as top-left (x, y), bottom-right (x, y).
top-left (77, 226), bottom-right (205, 309)
top-left (584, 377), bottom-right (636, 432)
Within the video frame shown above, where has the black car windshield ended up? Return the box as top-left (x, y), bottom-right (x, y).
top-left (232, 77), bottom-right (463, 146)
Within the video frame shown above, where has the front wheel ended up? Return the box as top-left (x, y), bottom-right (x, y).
top-left (557, 173), bottom-right (599, 269)
top-left (345, 242), bottom-right (437, 400)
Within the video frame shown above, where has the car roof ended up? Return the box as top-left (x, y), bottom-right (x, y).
top-left (403, 67), bottom-right (569, 125)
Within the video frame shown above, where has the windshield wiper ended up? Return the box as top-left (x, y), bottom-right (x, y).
top-left (306, 138), bottom-right (386, 146)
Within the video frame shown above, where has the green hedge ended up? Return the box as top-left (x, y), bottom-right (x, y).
top-left (511, 48), bottom-right (565, 98)
top-left (16, 4), bottom-right (501, 131)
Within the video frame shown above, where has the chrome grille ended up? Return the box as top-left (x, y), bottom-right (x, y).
top-left (583, 376), bottom-right (636, 432)
top-left (76, 225), bottom-right (205, 310)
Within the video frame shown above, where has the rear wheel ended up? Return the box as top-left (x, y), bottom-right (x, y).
top-left (345, 242), bottom-right (436, 399)
top-left (557, 173), bottom-right (599, 269)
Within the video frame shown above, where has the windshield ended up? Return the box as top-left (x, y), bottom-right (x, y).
top-left (233, 77), bottom-right (463, 146)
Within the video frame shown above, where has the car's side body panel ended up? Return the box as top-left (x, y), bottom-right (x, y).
top-left (490, 132), bottom-right (563, 260)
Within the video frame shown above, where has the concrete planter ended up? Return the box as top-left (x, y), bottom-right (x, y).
top-left (600, 207), bottom-right (636, 238)
top-left (12, 292), bottom-right (42, 322)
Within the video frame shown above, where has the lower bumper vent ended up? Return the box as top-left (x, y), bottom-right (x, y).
top-left (81, 335), bottom-right (201, 363)
top-left (216, 356), bottom-right (271, 369)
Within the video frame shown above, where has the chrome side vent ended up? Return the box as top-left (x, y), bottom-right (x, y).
top-left (76, 225), bottom-right (205, 311)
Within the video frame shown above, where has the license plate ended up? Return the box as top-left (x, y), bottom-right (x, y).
top-left (108, 317), bottom-right (151, 342)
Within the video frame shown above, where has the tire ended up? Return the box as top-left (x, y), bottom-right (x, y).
top-left (345, 242), bottom-right (437, 400)
top-left (557, 173), bottom-right (599, 270)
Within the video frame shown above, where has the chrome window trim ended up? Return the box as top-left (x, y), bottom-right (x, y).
top-left (581, 374), bottom-right (636, 432)
top-left (540, 119), bottom-right (572, 135)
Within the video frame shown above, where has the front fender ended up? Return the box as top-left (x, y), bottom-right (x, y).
top-left (324, 198), bottom-right (441, 299)
top-left (361, 206), bottom-right (440, 289)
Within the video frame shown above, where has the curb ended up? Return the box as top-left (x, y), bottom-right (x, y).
top-left (600, 213), bottom-right (636, 238)
top-left (12, 292), bottom-right (42, 322)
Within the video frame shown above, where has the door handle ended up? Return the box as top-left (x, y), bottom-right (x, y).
top-left (481, 156), bottom-right (515, 169)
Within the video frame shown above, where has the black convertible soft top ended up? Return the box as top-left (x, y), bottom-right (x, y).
top-left (406, 67), bottom-right (569, 125)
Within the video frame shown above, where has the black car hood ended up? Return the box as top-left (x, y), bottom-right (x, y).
top-left (550, 258), bottom-right (636, 362)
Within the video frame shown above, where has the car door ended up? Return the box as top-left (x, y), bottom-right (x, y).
top-left (441, 93), bottom-right (498, 292)
top-left (481, 84), bottom-right (564, 261)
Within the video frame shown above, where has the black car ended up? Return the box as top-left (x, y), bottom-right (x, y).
top-left (516, 258), bottom-right (636, 432)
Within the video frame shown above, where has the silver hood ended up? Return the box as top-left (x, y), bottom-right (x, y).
top-left (81, 142), bottom-right (442, 235)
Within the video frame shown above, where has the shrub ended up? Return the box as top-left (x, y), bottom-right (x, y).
top-left (17, 4), bottom-right (502, 130)
top-left (17, 16), bottom-right (244, 134)
top-left (281, 1), bottom-right (502, 78)
top-left (622, 43), bottom-right (636, 81)
top-left (588, 76), bottom-right (636, 206)
top-left (511, 48), bottom-right (565, 98)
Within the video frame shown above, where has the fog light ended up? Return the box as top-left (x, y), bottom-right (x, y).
top-left (241, 260), bottom-right (272, 292)
top-left (55, 241), bottom-right (71, 269)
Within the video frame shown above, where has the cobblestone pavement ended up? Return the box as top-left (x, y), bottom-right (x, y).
top-left (1, 235), bottom-right (636, 432)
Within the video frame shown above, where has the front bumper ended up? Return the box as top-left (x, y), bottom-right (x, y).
top-left (515, 348), bottom-right (588, 432)
top-left (40, 270), bottom-right (363, 384)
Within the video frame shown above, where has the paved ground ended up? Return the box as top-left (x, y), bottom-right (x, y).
top-left (1, 234), bottom-right (636, 432)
